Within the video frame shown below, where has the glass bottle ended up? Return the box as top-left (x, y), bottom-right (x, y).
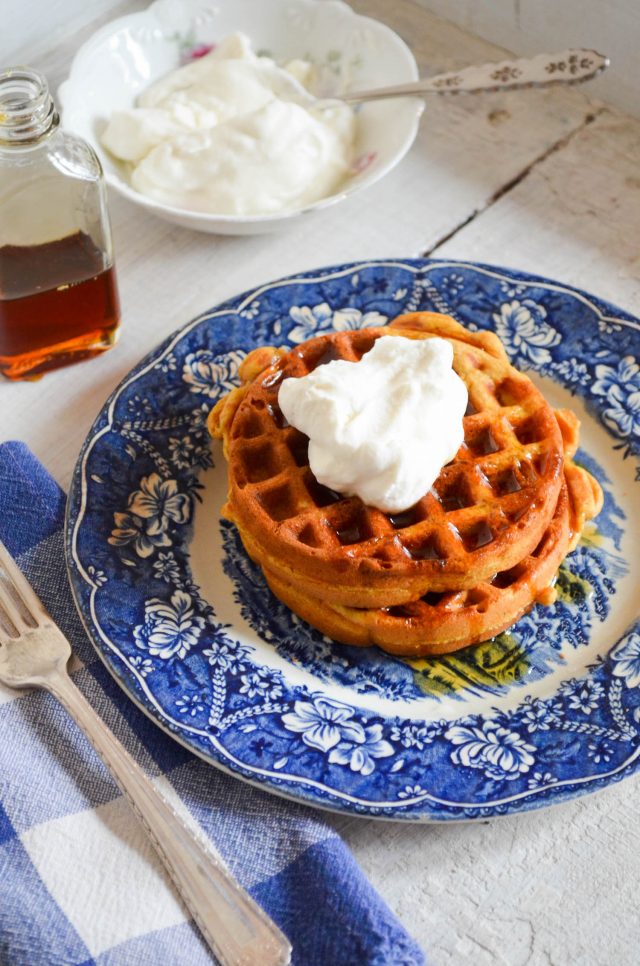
top-left (0, 67), bottom-right (121, 380)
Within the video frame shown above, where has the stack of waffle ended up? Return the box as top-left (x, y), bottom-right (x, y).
top-left (208, 313), bottom-right (602, 657)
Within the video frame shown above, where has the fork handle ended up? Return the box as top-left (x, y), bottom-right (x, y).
top-left (46, 667), bottom-right (291, 966)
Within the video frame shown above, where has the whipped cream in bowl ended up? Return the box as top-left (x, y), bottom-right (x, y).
top-left (278, 334), bottom-right (469, 513)
top-left (58, 0), bottom-right (421, 233)
top-left (101, 34), bottom-right (356, 217)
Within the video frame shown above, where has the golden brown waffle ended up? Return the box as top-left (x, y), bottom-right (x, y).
top-left (209, 312), bottom-right (566, 607)
top-left (261, 461), bottom-right (603, 656)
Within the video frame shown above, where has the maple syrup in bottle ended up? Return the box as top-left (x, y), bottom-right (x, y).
top-left (0, 68), bottom-right (121, 380)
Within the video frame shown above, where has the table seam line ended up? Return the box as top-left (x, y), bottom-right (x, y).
top-left (422, 104), bottom-right (607, 258)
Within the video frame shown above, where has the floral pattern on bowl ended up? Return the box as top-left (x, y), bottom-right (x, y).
top-left (66, 259), bottom-right (640, 820)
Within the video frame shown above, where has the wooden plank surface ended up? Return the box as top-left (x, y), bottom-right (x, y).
top-left (330, 789), bottom-right (640, 965)
top-left (3, 2), bottom-right (640, 964)
top-left (412, 0), bottom-right (640, 118)
top-left (434, 108), bottom-right (640, 312)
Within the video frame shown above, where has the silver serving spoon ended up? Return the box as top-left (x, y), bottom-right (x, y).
top-left (339, 48), bottom-right (608, 105)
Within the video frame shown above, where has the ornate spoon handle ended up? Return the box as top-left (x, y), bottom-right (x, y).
top-left (342, 48), bottom-right (609, 104)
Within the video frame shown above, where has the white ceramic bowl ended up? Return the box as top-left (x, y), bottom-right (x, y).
top-left (58, 0), bottom-right (421, 234)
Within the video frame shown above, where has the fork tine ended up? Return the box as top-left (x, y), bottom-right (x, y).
top-left (0, 539), bottom-right (49, 626)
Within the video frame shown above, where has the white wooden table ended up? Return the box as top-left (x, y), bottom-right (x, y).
top-left (4, 2), bottom-right (640, 963)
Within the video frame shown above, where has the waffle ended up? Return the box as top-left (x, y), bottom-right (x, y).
top-left (209, 312), bottom-right (566, 607)
top-left (260, 460), bottom-right (603, 656)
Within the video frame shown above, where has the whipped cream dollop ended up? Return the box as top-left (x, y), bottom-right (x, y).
top-left (278, 335), bottom-right (468, 513)
top-left (101, 33), bottom-right (355, 215)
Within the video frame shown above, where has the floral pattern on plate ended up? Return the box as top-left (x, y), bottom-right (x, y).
top-left (66, 259), bottom-right (640, 820)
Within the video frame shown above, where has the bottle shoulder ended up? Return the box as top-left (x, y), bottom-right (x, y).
top-left (51, 128), bottom-right (104, 181)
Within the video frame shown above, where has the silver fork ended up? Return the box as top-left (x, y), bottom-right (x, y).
top-left (0, 539), bottom-right (291, 966)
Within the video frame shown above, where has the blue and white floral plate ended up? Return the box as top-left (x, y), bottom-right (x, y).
top-left (66, 259), bottom-right (640, 821)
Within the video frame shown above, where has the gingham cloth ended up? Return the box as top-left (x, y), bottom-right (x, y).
top-left (0, 441), bottom-right (425, 966)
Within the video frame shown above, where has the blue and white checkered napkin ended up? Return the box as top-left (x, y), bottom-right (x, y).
top-left (0, 441), bottom-right (425, 966)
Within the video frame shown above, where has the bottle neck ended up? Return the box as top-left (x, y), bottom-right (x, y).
top-left (0, 68), bottom-right (59, 146)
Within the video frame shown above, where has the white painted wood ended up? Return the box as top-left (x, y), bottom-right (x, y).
top-left (2, 3), bottom-right (640, 965)
top-left (2, 0), bottom-right (132, 70)
top-left (433, 108), bottom-right (640, 313)
top-left (329, 788), bottom-right (640, 965)
top-left (415, 0), bottom-right (640, 119)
